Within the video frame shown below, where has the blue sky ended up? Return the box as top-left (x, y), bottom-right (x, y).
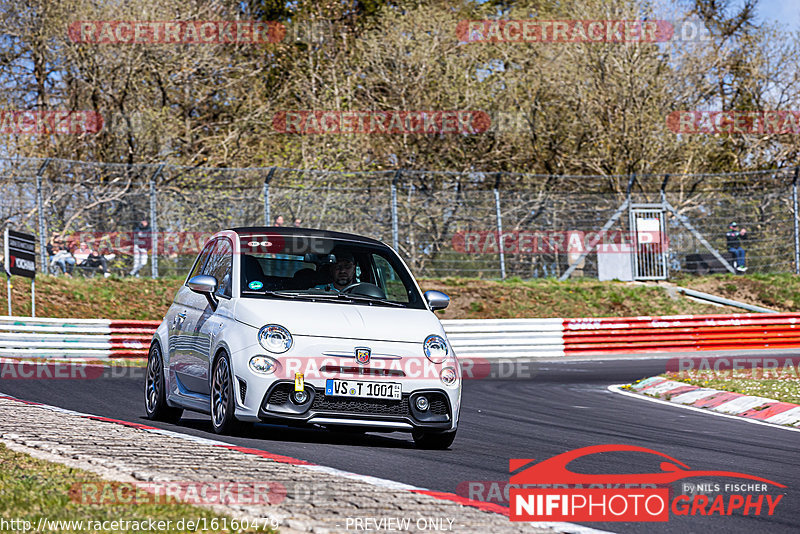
top-left (757, 0), bottom-right (800, 29)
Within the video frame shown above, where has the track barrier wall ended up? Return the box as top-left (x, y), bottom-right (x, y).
top-left (0, 317), bottom-right (158, 358)
top-left (2, 313), bottom-right (800, 360)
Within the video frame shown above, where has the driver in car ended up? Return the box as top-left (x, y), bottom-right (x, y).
top-left (316, 251), bottom-right (357, 292)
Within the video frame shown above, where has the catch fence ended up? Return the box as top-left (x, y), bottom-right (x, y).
top-left (1, 157), bottom-right (797, 280)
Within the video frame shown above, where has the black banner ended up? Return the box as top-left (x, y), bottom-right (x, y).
top-left (5, 229), bottom-right (36, 279)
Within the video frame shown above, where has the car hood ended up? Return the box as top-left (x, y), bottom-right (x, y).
top-left (233, 298), bottom-right (443, 343)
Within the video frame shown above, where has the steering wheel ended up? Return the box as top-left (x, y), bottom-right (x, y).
top-left (340, 283), bottom-right (362, 294)
top-left (341, 282), bottom-right (387, 299)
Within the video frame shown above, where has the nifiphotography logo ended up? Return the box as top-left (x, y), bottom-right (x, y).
top-left (510, 445), bottom-right (785, 522)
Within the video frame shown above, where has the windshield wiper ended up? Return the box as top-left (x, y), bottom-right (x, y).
top-left (242, 289), bottom-right (406, 307)
top-left (241, 290), bottom-right (308, 299)
top-left (332, 293), bottom-right (406, 307)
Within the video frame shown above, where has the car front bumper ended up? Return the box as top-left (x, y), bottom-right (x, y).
top-left (254, 381), bottom-right (455, 431)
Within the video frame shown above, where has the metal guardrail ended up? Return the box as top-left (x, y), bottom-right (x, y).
top-left (3, 313), bottom-right (800, 360)
top-left (441, 319), bottom-right (565, 358)
top-left (563, 313), bottom-right (800, 353)
top-left (675, 287), bottom-right (779, 314)
top-left (0, 317), bottom-right (156, 358)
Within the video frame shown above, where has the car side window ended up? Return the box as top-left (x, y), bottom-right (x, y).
top-left (187, 240), bottom-right (216, 282)
top-left (372, 254), bottom-right (410, 303)
top-left (202, 238), bottom-right (233, 298)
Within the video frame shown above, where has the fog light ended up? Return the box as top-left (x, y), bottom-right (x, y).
top-left (249, 355), bottom-right (277, 375)
top-left (415, 396), bottom-right (429, 411)
top-left (440, 367), bottom-right (457, 386)
top-left (292, 390), bottom-right (309, 404)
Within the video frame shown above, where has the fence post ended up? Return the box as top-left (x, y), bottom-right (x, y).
top-left (391, 170), bottom-right (401, 251)
top-left (493, 173), bottom-right (506, 280)
top-left (149, 164), bottom-right (165, 279)
top-left (794, 167), bottom-right (799, 275)
top-left (264, 167), bottom-right (276, 226)
top-left (35, 158), bottom-right (51, 274)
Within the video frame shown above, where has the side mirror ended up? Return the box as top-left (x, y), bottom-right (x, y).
top-left (424, 290), bottom-right (450, 311)
top-left (188, 275), bottom-right (218, 310)
top-left (188, 275), bottom-right (217, 294)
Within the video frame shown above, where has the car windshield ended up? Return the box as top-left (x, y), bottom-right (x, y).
top-left (238, 234), bottom-right (425, 309)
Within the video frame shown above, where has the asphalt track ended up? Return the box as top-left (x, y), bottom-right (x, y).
top-left (1, 355), bottom-right (797, 534)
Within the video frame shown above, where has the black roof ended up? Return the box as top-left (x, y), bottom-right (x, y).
top-left (229, 226), bottom-right (387, 247)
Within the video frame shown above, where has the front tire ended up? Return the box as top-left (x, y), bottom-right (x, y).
top-left (144, 343), bottom-right (183, 423)
top-left (412, 429), bottom-right (456, 450)
top-left (211, 355), bottom-right (238, 434)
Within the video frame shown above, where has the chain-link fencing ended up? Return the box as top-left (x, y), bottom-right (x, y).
top-left (1, 157), bottom-right (797, 280)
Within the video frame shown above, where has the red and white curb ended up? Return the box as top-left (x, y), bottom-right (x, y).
top-left (610, 376), bottom-right (800, 431)
top-left (0, 391), bottom-right (610, 534)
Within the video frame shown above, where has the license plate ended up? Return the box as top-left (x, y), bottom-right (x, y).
top-left (325, 379), bottom-right (402, 400)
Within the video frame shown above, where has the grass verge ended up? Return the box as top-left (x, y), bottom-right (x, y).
top-left (5, 273), bottom-right (800, 321)
top-left (0, 443), bottom-right (274, 533)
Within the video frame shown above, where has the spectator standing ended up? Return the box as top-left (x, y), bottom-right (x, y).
top-left (273, 215), bottom-right (284, 227)
top-left (293, 218), bottom-right (302, 228)
top-left (726, 222), bottom-right (747, 272)
top-left (130, 219), bottom-right (151, 277)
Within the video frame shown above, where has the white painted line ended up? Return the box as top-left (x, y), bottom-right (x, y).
top-left (608, 385), bottom-right (800, 434)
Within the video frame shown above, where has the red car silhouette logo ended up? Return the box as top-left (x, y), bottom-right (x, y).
top-left (510, 444), bottom-right (785, 487)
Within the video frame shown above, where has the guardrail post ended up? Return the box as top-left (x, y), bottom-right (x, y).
top-left (493, 173), bottom-right (506, 280)
top-left (264, 167), bottom-right (276, 226)
top-left (149, 164), bottom-right (164, 279)
top-left (391, 170), bottom-right (401, 251)
top-left (793, 167), bottom-right (799, 275)
top-left (35, 158), bottom-right (51, 274)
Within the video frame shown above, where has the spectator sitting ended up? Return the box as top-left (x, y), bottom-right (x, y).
top-left (48, 237), bottom-right (76, 276)
top-left (83, 248), bottom-right (111, 278)
top-left (726, 222), bottom-right (748, 272)
top-left (74, 243), bottom-right (111, 277)
top-left (72, 242), bottom-right (91, 264)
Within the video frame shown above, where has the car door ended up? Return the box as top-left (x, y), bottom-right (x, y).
top-left (183, 237), bottom-right (234, 396)
top-left (170, 238), bottom-right (218, 395)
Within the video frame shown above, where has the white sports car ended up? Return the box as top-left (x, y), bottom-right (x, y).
top-left (145, 227), bottom-right (460, 449)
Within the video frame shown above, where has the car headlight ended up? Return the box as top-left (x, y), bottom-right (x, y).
top-left (258, 324), bottom-right (293, 353)
top-left (423, 334), bottom-right (449, 364)
top-left (249, 355), bottom-right (278, 375)
top-left (440, 366), bottom-right (458, 386)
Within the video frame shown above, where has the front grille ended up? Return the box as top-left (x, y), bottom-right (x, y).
top-left (312, 390), bottom-right (410, 417)
top-left (266, 383), bottom-right (292, 405)
top-left (429, 396), bottom-right (448, 415)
